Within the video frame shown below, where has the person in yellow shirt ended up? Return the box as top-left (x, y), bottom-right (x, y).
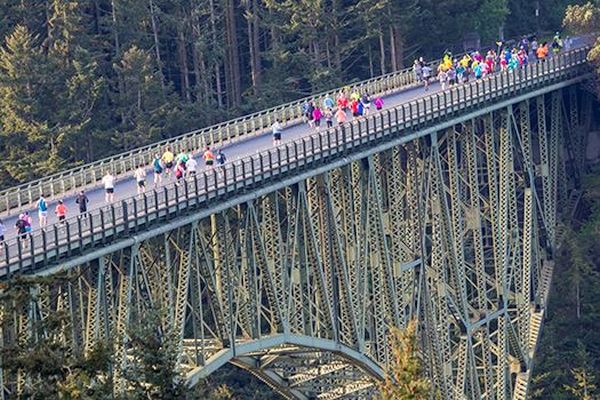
top-left (162, 147), bottom-right (175, 176)
top-left (460, 54), bottom-right (471, 68)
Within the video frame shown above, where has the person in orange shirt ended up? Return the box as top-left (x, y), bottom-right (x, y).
top-left (203, 146), bottom-right (215, 168)
top-left (536, 42), bottom-right (548, 61)
top-left (55, 200), bottom-right (68, 224)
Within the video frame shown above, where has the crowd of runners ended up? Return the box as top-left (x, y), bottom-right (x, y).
top-left (415, 33), bottom-right (566, 91)
top-left (0, 33), bottom-right (570, 249)
top-left (0, 146), bottom-right (229, 248)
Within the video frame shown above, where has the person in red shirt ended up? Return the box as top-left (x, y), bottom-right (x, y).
top-left (55, 200), bottom-right (67, 224)
top-left (337, 92), bottom-right (348, 111)
top-left (350, 99), bottom-right (360, 117)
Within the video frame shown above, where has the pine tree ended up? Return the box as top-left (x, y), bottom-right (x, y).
top-left (0, 25), bottom-right (65, 184)
top-left (377, 320), bottom-right (431, 400)
top-left (112, 45), bottom-right (178, 151)
top-left (564, 368), bottom-right (599, 400)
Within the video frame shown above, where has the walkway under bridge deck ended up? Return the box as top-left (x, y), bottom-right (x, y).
top-left (0, 43), bottom-right (596, 400)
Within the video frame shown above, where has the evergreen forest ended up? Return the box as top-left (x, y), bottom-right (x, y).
top-left (1, 0), bottom-right (600, 399)
top-left (0, 0), bottom-right (579, 189)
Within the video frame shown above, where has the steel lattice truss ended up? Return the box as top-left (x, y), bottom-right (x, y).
top-left (0, 87), bottom-right (593, 400)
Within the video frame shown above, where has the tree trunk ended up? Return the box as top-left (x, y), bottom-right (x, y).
top-left (110, 0), bottom-right (120, 56)
top-left (149, 0), bottom-right (165, 94)
top-left (331, 0), bottom-right (341, 71)
top-left (177, 27), bottom-right (191, 102)
top-left (368, 45), bottom-right (374, 78)
top-left (378, 30), bottom-right (386, 75)
top-left (389, 26), bottom-right (397, 72)
top-left (190, 7), bottom-right (209, 105)
top-left (208, 0), bottom-right (223, 108)
top-left (576, 279), bottom-right (581, 319)
top-left (245, 0), bottom-right (261, 94)
top-left (313, 40), bottom-right (320, 67)
top-left (92, 0), bottom-right (101, 34)
top-left (225, 0), bottom-right (241, 107)
top-left (110, 0), bottom-right (126, 124)
top-left (394, 26), bottom-right (404, 69)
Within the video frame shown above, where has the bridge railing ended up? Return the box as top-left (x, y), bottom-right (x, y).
top-left (0, 54), bottom-right (449, 216)
top-left (0, 46), bottom-right (590, 275)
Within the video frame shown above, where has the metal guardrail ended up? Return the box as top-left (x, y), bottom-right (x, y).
top-left (0, 55), bottom-right (446, 215)
top-left (0, 46), bottom-right (590, 275)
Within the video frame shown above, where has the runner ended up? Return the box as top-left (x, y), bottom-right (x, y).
top-left (456, 63), bottom-right (466, 84)
top-left (447, 67), bottom-right (456, 86)
top-left (162, 147), bottom-right (175, 176)
top-left (337, 92), bottom-right (348, 111)
top-left (216, 149), bottom-right (227, 174)
top-left (23, 212), bottom-right (33, 236)
top-left (552, 33), bottom-right (563, 55)
top-left (203, 146), bottom-right (215, 168)
top-left (536, 42), bottom-right (548, 61)
top-left (15, 216), bottom-right (29, 248)
top-left (177, 150), bottom-right (189, 169)
top-left (305, 102), bottom-right (315, 127)
top-left (102, 171), bottom-right (115, 203)
top-left (473, 62), bottom-right (484, 79)
top-left (186, 155), bottom-right (198, 178)
top-left (335, 107), bottom-right (347, 125)
top-left (356, 100), bottom-right (364, 118)
top-left (312, 106), bottom-right (323, 130)
top-left (175, 161), bottom-right (185, 184)
top-left (323, 96), bottom-right (334, 110)
top-left (413, 59), bottom-right (423, 83)
top-left (153, 154), bottom-right (163, 186)
top-left (55, 200), bottom-right (67, 225)
top-left (272, 119), bottom-right (282, 145)
top-left (438, 69), bottom-right (448, 90)
top-left (302, 101), bottom-right (312, 125)
top-left (75, 190), bottom-right (89, 219)
top-left (361, 92), bottom-right (371, 116)
top-left (37, 195), bottom-right (48, 228)
top-left (531, 37), bottom-right (539, 59)
top-left (422, 64), bottom-right (432, 91)
top-left (350, 98), bottom-right (360, 117)
top-left (374, 96), bottom-right (384, 111)
top-left (324, 108), bottom-right (333, 128)
top-left (134, 165), bottom-right (146, 195)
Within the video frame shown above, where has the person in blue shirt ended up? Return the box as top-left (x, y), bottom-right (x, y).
top-left (323, 96), bottom-right (334, 110)
top-left (37, 195), bottom-right (48, 227)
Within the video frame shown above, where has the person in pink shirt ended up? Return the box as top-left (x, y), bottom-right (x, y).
top-left (312, 106), bottom-right (323, 130)
top-left (335, 108), bottom-right (347, 124)
top-left (374, 97), bottom-right (384, 110)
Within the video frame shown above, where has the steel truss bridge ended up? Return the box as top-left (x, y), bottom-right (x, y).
top-left (0, 47), bottom-right (596, 399)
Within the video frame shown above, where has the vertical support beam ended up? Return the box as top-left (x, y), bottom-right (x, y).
top-left (520, 188), bottom-right (533, 357)
top-left (537, 95), bottom-right (555, 248)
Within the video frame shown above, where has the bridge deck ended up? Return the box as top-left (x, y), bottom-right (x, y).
top-left (0, 42), bottom-right (591, 275)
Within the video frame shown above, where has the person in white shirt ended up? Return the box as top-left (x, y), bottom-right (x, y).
top-left (186, 156), bottom-right (198, 178)
top-left (272, 120), bottom-right (282, 145)
top-left (133, 166), bottom-right (146, 195)
top-left (102, 171), bottom-right (115, 203)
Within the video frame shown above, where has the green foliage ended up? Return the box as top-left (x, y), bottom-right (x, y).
top-left (0, 0), bottom-right (566, 190)
top-left (531, 166), bottom-right (600, 399)
top-left (0, 276), bottom-right (253, 399)
top-left (377, 320), bottom-right (431, 400)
